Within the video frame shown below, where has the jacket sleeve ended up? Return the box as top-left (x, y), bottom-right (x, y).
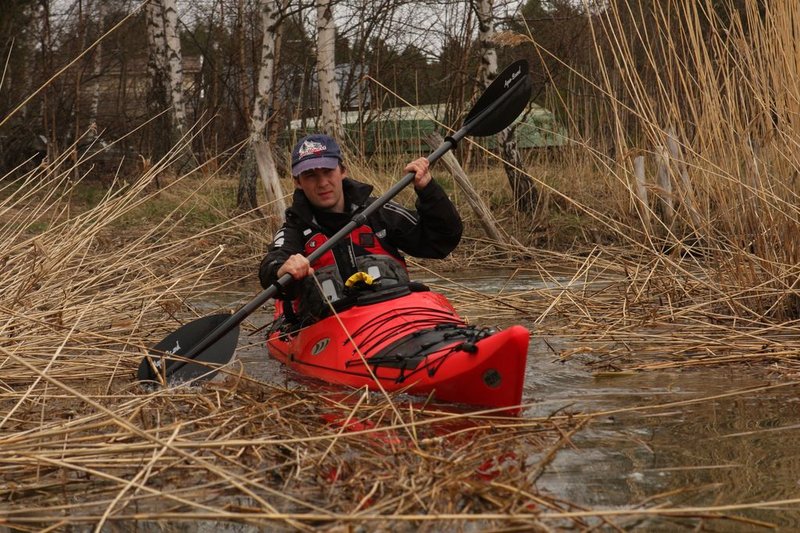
top-left (380, 178), bottom-right (463, 259)
top-left (258, 218), bottom-right (306, 289)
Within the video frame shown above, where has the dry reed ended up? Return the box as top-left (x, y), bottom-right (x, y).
top-left (8, 0), bottom-right (800, 526)
top-left (0, 144), bottom-right (604, 531)
top-left (0, 140), bottom-right (762, 530)
top-left (416, 0), bottom-right (800, 380)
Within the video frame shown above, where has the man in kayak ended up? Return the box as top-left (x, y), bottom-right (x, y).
top-left (259, 133), bottom-right (462, 323)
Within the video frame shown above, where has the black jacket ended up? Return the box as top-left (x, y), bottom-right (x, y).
top-left (259, 177), bottom-right (462, 289)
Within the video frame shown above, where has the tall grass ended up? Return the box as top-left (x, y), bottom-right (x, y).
top-left (509, 0), bottom-right (800, 322)
top-left (0, 137), bottom-right (601, 529)
top-left (0, 141), bottom-right (256, 389)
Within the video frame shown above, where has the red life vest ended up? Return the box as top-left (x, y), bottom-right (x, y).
top-left (288, 225), bottom-right (410, 321)
top-left (303, 225), bottom-right (407, 272)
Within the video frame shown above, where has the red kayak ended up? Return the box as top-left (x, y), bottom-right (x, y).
top-left (266, 284), bottom-right (530, 410)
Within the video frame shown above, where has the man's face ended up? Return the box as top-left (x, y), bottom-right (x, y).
top-left (294, 164), bottom-right (346, 213)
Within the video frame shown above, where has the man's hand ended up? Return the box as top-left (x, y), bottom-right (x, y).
top-left (406, 157), bottom-right (432, 190)
top-left (277, 253), bottom-right (313, 280)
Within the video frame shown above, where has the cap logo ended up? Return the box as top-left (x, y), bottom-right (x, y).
top-left (291, 135), bottom-right (341, 175)
top-left (297, 140), bottom-right (327, 159)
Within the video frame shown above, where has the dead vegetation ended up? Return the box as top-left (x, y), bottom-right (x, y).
top-left (1, 140), bottom-right (793, 530)
top-left (6, 0), bottom-right (800, 526)
top-left (0, 154), bottom-right (594, 531)
top-left (1, 138), bottom-right (779, 529)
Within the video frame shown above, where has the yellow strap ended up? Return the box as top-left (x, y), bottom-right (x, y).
top-left (345, 271), bottom-right (374, 288)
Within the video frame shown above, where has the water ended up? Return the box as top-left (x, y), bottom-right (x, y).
top-left (223, 272), bottom-right (800, 530)
top-left (526, 346), bottom-right (800, 530)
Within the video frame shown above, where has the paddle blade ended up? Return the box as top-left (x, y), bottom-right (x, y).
top-left (137, 313), bottom-right (239, 384)
top-left (464, 59), bottom-right (532, 137)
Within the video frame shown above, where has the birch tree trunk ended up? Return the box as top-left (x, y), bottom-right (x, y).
top-left (476, 0), bottom-right (538, 213)
top-left (235, 0), bottom-right (250, 124)
top-left (19, 4), bottom-right (37, 124)
top-left (145, 0), bottom-right (171, 164)
top-left (71, 0), bottom-right (87, 173)
top-left (268, 3), bottom-right (286, 153)
top-left (161, 0), bottom-right (190, 151)
top-left (238, 0), bottom-right (287, 219)
top-left (316, 0), bottom-right (342, 138)
top-left (477, 0), bottom-right (497, 82)
top-left (88, 0), bottom-right (106, 136)
top-left (40, 1), bottom-right (56, 160)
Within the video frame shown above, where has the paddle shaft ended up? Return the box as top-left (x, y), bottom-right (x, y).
top-left (175, 72), bottom-right (522, 364)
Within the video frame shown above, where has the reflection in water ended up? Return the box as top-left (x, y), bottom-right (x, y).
top-left (226, 274), bottom-right (800, 530)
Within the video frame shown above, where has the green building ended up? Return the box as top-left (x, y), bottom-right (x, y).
top-left (285, 103), bottom-right (567, 154)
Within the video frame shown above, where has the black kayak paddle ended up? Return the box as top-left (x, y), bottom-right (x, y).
top-left (137, 59), bottom-right (532, 385)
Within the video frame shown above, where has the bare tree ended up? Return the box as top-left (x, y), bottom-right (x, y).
top-left (162, 0), bottom-right (189, 148)
top-left (88, 0), bottom-right (106, 136)
top-left (146, 0), bottom-right (172, 162)
top-left (238, 0), bottom-right (287, 218)
top-left (316, 0), bottom-right (342, 138)
top-left (39, 0), bottom-right (55, 159)
top-left (476, 0), bottom-right (537, 213)
top-left (0, 0), bottom-right (556, 181)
